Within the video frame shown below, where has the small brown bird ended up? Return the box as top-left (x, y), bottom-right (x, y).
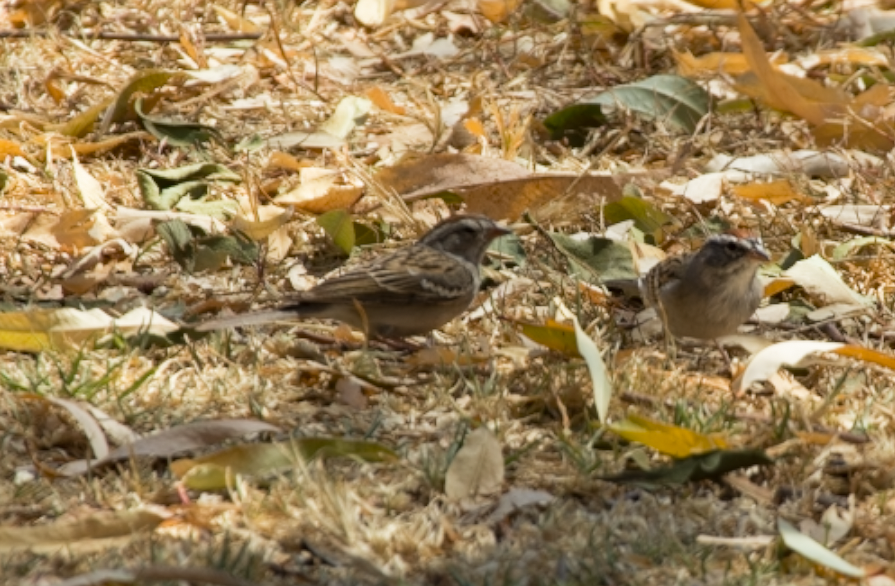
top-left (643, 233), bottom-right (769, 341)
top-left (194, 214), bottom-right (509, 338)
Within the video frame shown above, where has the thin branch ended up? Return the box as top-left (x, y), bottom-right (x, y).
top-left (0, 30), bottom-right (262, 42)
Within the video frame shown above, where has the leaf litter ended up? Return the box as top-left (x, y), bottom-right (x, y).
top-left (3, 0), bottom-right (895, 585)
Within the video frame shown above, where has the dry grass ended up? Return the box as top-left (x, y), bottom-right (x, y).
top-left (1, 1), bottom-right (895, 585)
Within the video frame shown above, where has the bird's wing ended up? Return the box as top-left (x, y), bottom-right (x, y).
top-left (300, 245), bottom-right (475, 305)
top-left (643, 254), bottom-right (688, 306)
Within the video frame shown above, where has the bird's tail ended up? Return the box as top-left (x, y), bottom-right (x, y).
top-left (191, 309), bottom-right (301, 332)
top-left (601, 278), bottom-right (643, 299)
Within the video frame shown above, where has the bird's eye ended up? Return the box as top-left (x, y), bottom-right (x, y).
top-left (725, 242), bottom-right (739, 252)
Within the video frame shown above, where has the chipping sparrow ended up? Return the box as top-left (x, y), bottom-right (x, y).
top-left (194, 214), bottom-right (509, 338)
top-left (642, 233), bottom-right (769, 341)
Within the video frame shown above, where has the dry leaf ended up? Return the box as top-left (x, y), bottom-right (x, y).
top-left (275, 168), bottom-right (364, 213)
top-left (445, 427), bottom-right (504, 499)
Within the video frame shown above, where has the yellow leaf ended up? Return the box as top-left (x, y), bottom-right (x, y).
top-left (517, 319), bottom-right (579, 356)
top-left (764, 277), bottom-right (795, 297)
top-left (794, 431), bottom-right (837, 446)
top-left (0, 139), bottom-right (26, 158)
top-left (731, 179), bottom-right (809, 206)
top-left (609, 414), bottom-right (727, 458)
top-left (211, 4), bottom-right (262, 33)
top-left (267, 151), bottom-right (311, 172)
top-left (833, 345), bottom-right (895, 371)
top-left (478, 0), bottom-right (523, 23)
top-left (463, 118), bottom-right (486, 138)
top-left (365, 87), bottom-right (405, 115)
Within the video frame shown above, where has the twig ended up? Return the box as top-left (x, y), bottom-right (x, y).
top-left (0, 204), bottom-right (59, 214)
top-left (0, 30), bottom-right (262, 42)
top-left (834, 221), bottom-right (895, 238)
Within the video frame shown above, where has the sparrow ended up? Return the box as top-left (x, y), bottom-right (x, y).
top-left (643, 233), bottom-right (769, 341)
top-left (193, 214), bottom-right (510, 338)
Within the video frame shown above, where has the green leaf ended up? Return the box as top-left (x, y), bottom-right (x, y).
top-left (192, 234), bottom-right (259, 272)
top-left (547, 232), bottom-right (637, 282)
top-left (353, 221), bottom-right (386, 247)
top-left (135, 163), bottom-right (240, 211)
top-left (831, 236), bottom-right (894, 261)
top-left (101, 70), bottom-right (179, 131)
top-left (135, 98), bottom-right (225, 148)
top-left (517, 319), bottom-right (579, 356)
top-left (582, 74), bottom-right (709, 133)
top-left (317, 209), bottom-right (355, 255)
top-left (174, 197), bottom-right (239, 219)
top-left (156, 219), bottom-right (195, 264)
top-left (50, 99), bottom-right (113, 138)
top-left (542, 104), bottom-right (608, 145)
top-left (603, 195), bottom-right (675, 241)
top-left (176, 438), bottom-right (398, 491)
top-left (294, 437), bottom-right (399, 462)
top-left (598, 449), bottom-right (773, 487)
top-left (157, 220), bottom-right (258, 273)
top-left (488, 233), bottom-right (527, 267)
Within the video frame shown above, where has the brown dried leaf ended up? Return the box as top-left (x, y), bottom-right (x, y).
top-left (445, 427), bottom-right (504, 499)
top-left (0, 510), bottom-right (167, 553)
top-left (275, 168), bottom-right (364, 213)
top-left (231, 205), bottom-right (293, 241)
top-left (736, 14), bottom-right (847, 125)
top-left (212, 4), bottom-right (262, 33)
top-left (463, 174), bottom-right (626, 221)
top-left (376, 152), bottom-right (530, 200)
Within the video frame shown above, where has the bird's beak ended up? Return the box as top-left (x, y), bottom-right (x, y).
top-left (749, 245), bottom-right (770, 262)
top-left (490, 224), bottom-right (512, 238)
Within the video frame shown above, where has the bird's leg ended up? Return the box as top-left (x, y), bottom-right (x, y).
top-left (713, 338), bottom-right (734, 376)
top-left (655, 300), bottom-right (677, 361)
top-left (353, 298), bottom-right (371, 350)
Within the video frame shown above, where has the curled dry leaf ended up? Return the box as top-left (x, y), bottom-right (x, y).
top-left (0, 307), bottom-right (179, 353)
top-left (675, 49), bottom-right (787, 77)
top-left (820, 204), bottom-right (891, 227)
top-left (58, 419), bottom-right (282, 476)
top-left (777, 518), bottom-right (865, 579)
top-left (276, 168), bottom-right (364, 213)
top-left (704, 150), bottom-right (850, 178)
top-left (71, 150), bottom-right (109, 210)
top-left (24, 395), bottom-right (110, 461)
top-left (573, 317), bottom-right (612, 425)
top-left (732, 342), bottom-right (895, 393)
top-left (733, 340), bottom-right (845, 393)
top-left (231, 205), bottom-right (294, 240)
top-left (662, 172), bottom-right (724, 204)
top-left (0, 509), bottom-right (168, 554)
top-left (782, 255), bottom-right (872, 307)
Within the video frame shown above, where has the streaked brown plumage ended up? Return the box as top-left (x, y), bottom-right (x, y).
top-left (194, 214), bottom-right (509, 338)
